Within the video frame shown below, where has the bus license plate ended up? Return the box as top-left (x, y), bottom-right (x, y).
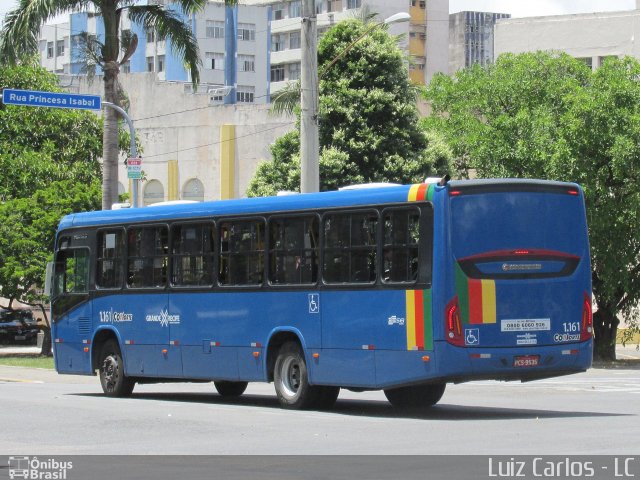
top-left (513, 355), bottom-right (539, 367)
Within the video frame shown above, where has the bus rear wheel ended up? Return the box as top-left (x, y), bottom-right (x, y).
top-left (384, 383), bottom-right (446, 409)
top-left (274, 341), bottom-right (320, 409)
top-left (214, 381), bottom-right (248, 397)
top-left (98, 339), bottom-right (135, 397)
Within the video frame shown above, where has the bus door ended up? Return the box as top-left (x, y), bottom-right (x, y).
top-left (124, 225), bottom-right (181, 377)
top-left (444, 182), bottom-right (592, 367)
top-left (51, 233), bottom-right (93, 374)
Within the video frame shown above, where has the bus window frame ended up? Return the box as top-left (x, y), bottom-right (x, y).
top-left (51, 245), bottom-right (91, 320)
top-left (267, 212), bottom-right (321, 288)
top-left (380, 204), bottom-right (431, 287)
top-left (216, 216), bottom-right (267, 289)
top-left (169, 220), bottom-right (216, 289)
top-left (95, 227), bottom-right (126, 291)
top-left (125, 223), bottom-right (170, 291)
top-left (320, 207), bottom-right (380, 287)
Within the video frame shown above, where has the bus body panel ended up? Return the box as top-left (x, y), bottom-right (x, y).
top-left (51, 180), bottom-right (593, 396)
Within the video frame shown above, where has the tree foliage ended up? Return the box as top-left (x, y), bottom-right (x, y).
top-left (0, 62), bottom-right (103, 201)
top-left (247, 19), bottom-right (451, 197)
top-left (424, 51), bottom-right (640, 359)
top-left (0, 64), bottom-right (104, 353)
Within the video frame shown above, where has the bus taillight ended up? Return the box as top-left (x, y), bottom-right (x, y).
top-left (581, 293), bottom-right (593, 341)
top-left (445, 296), bottom-right (464, 346)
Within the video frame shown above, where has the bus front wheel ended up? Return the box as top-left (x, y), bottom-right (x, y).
top-left (98, 339), bottom-right (135, 397)
top-left (274, 341), bottom-right (319, 409)
top-left (384, 383), bottom-right (446, 409)
top-left (214, 381), bottom-right (248, 397)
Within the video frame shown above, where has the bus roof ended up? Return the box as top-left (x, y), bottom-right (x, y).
top-left (58, 184), bottom-right (416, 230)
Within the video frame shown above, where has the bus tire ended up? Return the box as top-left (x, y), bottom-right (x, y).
top-left (384, 383), bottom-right (446, 409)
top-left (98, 339), bottom-right (135, 397)
top-left (214, 381), bottom-right (248, 397)
top-left (315, 386), bottom-right (340, 410)
top-left (274, 341), bottom-right (319, 409)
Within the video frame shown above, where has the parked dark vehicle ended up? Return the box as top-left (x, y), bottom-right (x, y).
top-left (0, 309), bottom-right (39, 344)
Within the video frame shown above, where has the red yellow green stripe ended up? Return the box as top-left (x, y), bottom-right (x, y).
top-left (455, 264), bottom-right (496, 324)
top-left (407, 183), bottom-right (435, 202)
top-left (405, 289), bottom-right (433, 350)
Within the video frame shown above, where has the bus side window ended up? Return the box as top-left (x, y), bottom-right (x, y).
top-left (219, 220), bottom-right (265, 286)
top-left (323, 211), bottom-right (377, 284)
top-left (171, 223), bottom-right (214, 287)
top-left (268, 215), bottom-right (318, 285)
top-left (96, 230), bottom-right (124, 289)
top-left (127, 226), bottom-right (168, 288)
top-left (382, 208), bottom-right (420, 283)
top-left (52, 248), bottom-right (90, 318)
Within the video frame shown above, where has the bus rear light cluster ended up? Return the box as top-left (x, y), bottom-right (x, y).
top-left (581, 292), bottom-right (593, 342)
top-left (445, 296), bottom-right (464, 346)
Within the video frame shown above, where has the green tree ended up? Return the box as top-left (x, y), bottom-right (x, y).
top-left (0, 63), bottom-right (104, 354)
top-left (247, 18), bottom-right (450, 196)
top-left (424, 51), bottom-right (640, 360)
top-left (0, 0), bottom-right (238, 210)
top-left (0, 180), bottom-right (102, 354)
top-left (0, 62), bottom-right (103, 201)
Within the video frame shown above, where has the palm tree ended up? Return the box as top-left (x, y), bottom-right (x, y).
top-left (0, 0), bottom-right (237, 210)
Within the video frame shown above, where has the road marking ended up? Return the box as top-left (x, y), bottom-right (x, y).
top-left (0, 378), bottom-right (44, 384)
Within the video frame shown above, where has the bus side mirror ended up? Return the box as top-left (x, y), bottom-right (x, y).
top-left (44, 261), bottom-right (54, 297)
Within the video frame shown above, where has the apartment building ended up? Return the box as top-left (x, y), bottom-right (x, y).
top-left (449, 11), bottom-right (510, 74)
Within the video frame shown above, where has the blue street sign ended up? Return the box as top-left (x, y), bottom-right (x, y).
top-left (2, 88), bottom-right (101, 110)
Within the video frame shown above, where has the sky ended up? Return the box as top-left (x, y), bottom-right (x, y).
top-left (0, 0), bottom-right (638, 23)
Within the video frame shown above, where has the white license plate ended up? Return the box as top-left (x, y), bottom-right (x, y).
top-left (14, 335), bottom-right (26, 341)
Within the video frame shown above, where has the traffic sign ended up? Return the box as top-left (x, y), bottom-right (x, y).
top-left (127, 157), bottom-right (142, 179)
top-left (2, 88), bottom-right (101, 110)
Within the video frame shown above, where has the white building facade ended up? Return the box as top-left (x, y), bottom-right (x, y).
top-left (494, 7), bottom-right (640, 70)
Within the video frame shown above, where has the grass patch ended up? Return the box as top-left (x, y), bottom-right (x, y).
top-left (0, 355), bottom-right (54, 369)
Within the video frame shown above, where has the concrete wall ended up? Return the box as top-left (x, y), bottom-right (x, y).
top-left (426, 0), bottom-right (449, 83)
top-left (495, 10), bottom-right (640, 67)
top-left (73, 72), bottom-right (295, 202)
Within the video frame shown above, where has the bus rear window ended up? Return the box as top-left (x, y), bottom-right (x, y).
top-left (450, 191), bottom-right (587, 259)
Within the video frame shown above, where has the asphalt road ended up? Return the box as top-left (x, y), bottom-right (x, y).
top-left (0, 361), bottom-right (639, 456)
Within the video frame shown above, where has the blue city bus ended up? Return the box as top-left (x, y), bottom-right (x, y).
top-left (50, 179), bottom-right (593, 409)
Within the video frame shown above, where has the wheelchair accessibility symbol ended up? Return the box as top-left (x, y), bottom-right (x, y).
top-left (308, 294), bottom-right (320, 314)
top-left (465, 328), bottom-right (480, 346)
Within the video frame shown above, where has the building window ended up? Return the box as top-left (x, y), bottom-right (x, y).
top-left (143, 179), bottom-right (164, 205)
top-left (122, 61), bottom-right (131, 74)
top-left (56, 39), bottom-right (64, 56)
top-left (206, 20), bottom-right (224, 39)
top-left (205, 52), bottom-right (224, 70)
top-left (238, 54), bottom-right (255, 72)
top-left (47, 42), bottom-right (54, 58)
top-left (271, 64), bottom-right (285, 82)
top-left (238, 23), bottom-right (256, 41)
top-left (289, 31), bottom-right (300, 49)
top-left (236, 86), bottom-right (255, 103)
top-left (157, 55), bottom-right (165, 73)
top-left (182, 178), bottom-right (205, 202)
top-left (146, 56), bottom-right (154, 72)
top-left (327, 0), bottom-right (342, 13)
top-left (288, 62), bottom-right (300, 80)
top-left (289, 0), bottom-right (301, 18)
top-left (271, 33), bottom-right (285, 52)
top-left (273, 3), bottom-right (285, 20)
top-left (346, 0), bottom-right (361, 9)
top-left (419, 0), bottom-right (426, 8)
top-left (146, 29), bottom-right (155, 43)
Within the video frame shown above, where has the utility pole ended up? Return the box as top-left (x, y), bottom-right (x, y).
top-left (300, 0), bottom-right (319, 193)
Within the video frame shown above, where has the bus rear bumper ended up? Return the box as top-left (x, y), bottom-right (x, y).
top-left (437, 339), bottom-right (593, 383)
